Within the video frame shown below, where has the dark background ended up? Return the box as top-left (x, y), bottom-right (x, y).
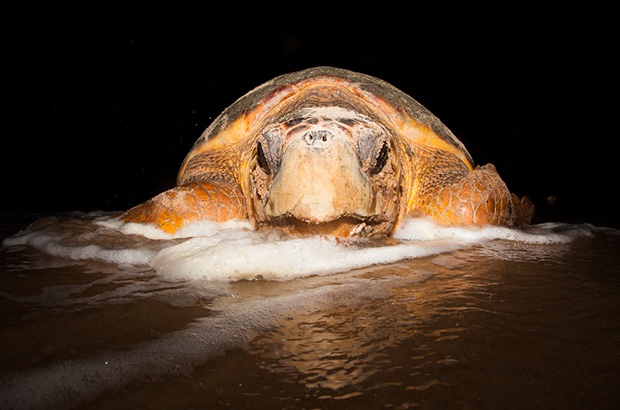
top-left (3, 8), bottom-right (617, 228)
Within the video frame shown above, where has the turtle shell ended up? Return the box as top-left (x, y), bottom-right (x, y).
top-left (178, 66), bottom-right (474, 185)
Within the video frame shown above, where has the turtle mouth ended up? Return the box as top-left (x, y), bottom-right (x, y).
top-left (264, 216), bottom-right (391, 238)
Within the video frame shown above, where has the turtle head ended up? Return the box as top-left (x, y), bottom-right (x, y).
top-left (249, 106), bottom-right (403, 237)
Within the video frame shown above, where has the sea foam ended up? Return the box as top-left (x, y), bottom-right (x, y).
top-left (2, 214), bottom-right (598, 282)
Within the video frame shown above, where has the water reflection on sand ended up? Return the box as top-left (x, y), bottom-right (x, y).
top-left (1, 216), bottom-right (619, 409)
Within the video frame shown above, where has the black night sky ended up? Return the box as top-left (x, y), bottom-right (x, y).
top-left (3, 9), bottom-right (618, 229)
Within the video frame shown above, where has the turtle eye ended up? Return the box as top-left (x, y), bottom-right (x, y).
top-left (256, 126), bottom-right (284, 175)
top-left (370, 142), bottom-right (389, 175)
top-left (355, 124), bottom-right (391, 175)
top-left (256, 141), bottom-right (271, 174)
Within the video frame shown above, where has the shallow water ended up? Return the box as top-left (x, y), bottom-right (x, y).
top-left (1, 213), bottom-right (619, 409)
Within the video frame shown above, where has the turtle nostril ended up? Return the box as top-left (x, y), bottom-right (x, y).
top-left (304, 130), bottom-right (332, 146)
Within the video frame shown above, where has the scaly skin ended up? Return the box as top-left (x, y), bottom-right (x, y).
top-left (408, 146), bottom-right (533, 226)
top-left (122, 181), bottom-right (246, 233)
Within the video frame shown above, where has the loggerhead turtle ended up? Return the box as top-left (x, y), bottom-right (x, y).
top-left (121, 66), bottom-right (533, 237)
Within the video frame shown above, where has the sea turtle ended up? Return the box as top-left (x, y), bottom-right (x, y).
top-left (121, 66), bottom-right (533, 237)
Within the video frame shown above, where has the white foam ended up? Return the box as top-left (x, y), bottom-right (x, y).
top-left (151, 234), bottom-right (460, 281)
top-left (3, 219), bottom-right (157, 266)
top-left (2, 215), bottom-right (599, 282)
top-left (393, 217), bottom-right (594, 244)
top-left (98, 217), bottom-right (254, 240)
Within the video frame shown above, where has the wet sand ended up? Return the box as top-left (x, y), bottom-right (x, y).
top-left (1, 218), bottom-right (619, 409)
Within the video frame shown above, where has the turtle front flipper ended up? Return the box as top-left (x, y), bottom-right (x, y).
top-left (413, 163), bottom-right (533, 227)
top-left (121, 181), bottom-right (247, 233)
